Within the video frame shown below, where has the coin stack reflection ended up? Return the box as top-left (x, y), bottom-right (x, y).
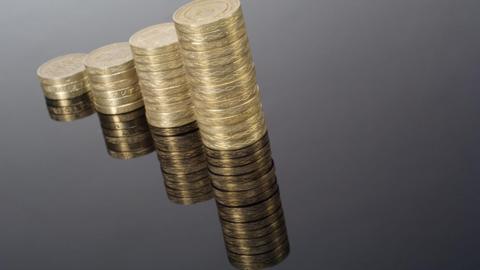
top-left (37, 54), bottom-right (94, 122)
top-left (98, 108), bottom-right (154, 160)
top-left (130, 23), bottom-right (212, 204)
top-left (174, 0), bottom-right (289, 268)
top-left (85, 43), bottom-right (153, 159)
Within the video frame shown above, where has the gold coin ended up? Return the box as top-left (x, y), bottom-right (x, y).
top-left (130, 23), bottom-right (179, 56)
top-left (97, 107), bottom-right (145, 123)
top-left (133, 51), bottom-right (182, 65)
top-left (94, 92), bottom-right (143, 107)
top-left (47, 102), bottom-right (93, 115)
top-left (214, 178), bottom-right (278, 207)
top-left (173, 0), bottom-right (241, 31)
top-left (107, 147), bottom-right (154, 160)
top-left (104, 132), bottom-right (152, 144)
top-left (45, 93), bottom-right (92, 107)
top-left (89, 67), bottom-right (137, 84)
top-left (212, 162), bottom-right (275, 192)
top-left (37, 53), bottom-right (87, 84)
top-left (94, 99), bottom-right (144, 115)
top-left (100, 116), bottom-right (147, 130)
top-left (84, 42), bottom-right (134, 74)
top-left (93, 84), bottom-right (139, 99)
top-left (48, 108), bottom-right (94, 122)
top-left (217, 191), bottom-right (281, 223)
top-left (225, 226), bottom-right (288, 255)
top-left (166, 191), bottom-right (213, 205)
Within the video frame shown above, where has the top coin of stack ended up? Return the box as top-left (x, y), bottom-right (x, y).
top-left (37, 53), bottom-right (92, 100)
top-left (129, 23), bottom-right (195, 128)
top-left (173, 0), bottom-right (266, 151)
top-left (84, 43), bottom-right (144, 115)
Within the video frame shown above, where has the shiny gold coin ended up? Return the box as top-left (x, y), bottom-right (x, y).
top-left (93, 84), bottom-right (140, 100)
top-left (48, 108), bottom-right (94, 122)
top-left (208, 152), bottom-right (272, 176)
top-left (97, 107), bottom-right (145, 123)
top-left (161, 167), bottom-right (210, 183)
top-left (207, 141), bottom-right (270, 168)
top-left (91, 77), bottom-right (138, 91)
top-left (130, 23), bottom-right (179, 55)
top-left (173, 0), bottom-right (241, 31)
top-left (162, 158), bottom-right (207, 175)
top-left (214, 178), bottom-right (278, 207)
top-left (225, 226), bottom-right (288, 256)
top-left (104, 132), bottom-right (152, 144)
top-left (45, 93), bottom-right (92, 107)
top-left (133, 51), bottom-right (182, 65)
top-left (37, 53), bottom-right (87, 84)
top-left (100, 116), bottom-right (147, 130)
top-left (217, 191), bottom-right (282, 223)
top-left (228, 240), bottom-right (289, 269)
top-left (107, 147), bottom-right (154, 160)
top-left (204, 132), bottom-right (269, 159)
top-left (149, 122), bottom-right (198, 137)
top-left (84, 42), bottom-right (134, 74)
top-left (164, 174), bottom-right (211, 189)
top-left (156, 146), bottom-right (205, 161)
top-left (102, 126), bottom-right (149, 138)
top-left (94, 99), bottom-right (144, 115)
top-left (165, 181), bottom-right (212, 196)
top-left (211, 162), bottom-right (275, 192)
top-left (222, 210), bottom-right (285, 239)
top-left (106, 140), bottom-right (154, 152)
top-left (221, 206), bottom-right (284, 235)
top-left (47, 102), bottom-right (93, 115)
top-left (166, 191), bottom-right (213, 205)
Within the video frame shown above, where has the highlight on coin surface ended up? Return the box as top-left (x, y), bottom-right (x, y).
top-left (37, 53), bottom-right (94, 122)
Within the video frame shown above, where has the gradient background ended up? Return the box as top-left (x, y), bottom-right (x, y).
top-left (1, 0), bottom-right (479, 269)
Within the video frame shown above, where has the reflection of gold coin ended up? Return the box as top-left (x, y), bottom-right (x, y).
top-left (107, 147), bottom-right (154, 160)
top-left (48, 107), bottom-right (94, 122)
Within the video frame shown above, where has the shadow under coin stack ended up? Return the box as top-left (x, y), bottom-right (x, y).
top-left (85, 43), bottom-right (154, 159)
top-left (174, 0), bottom-right (289, 268)
top-left (130, 23), bottom-right (212, 204)
top-left (37, 53), bottom-right (94, 122)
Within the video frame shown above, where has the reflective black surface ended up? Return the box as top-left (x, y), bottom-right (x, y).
top-left (2, 0), bottom-right (480, 269)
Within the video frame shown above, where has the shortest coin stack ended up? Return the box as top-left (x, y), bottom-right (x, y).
top-left (206, 133), bottom-right (289, 269)
top-left (149, 122), bottom-right (213, 205)
top-left (98, 108), bottom-right (154, 160)
top-left (37, 53), bottom-right (95, 122)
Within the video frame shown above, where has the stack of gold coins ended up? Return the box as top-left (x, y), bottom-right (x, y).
top-left (130, 23), bottom-right (212, 205)
top-left (84, 42), bottom-right (144, 115)
top-left (97, 108), bottom-right (154, 160)
top-left (174, 0), bottom-right (289, 268)
top-left (37, 53), bottom-right (94, 122)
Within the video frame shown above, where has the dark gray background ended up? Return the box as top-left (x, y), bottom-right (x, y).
top-left (1, 0), bottom-right (479, 269)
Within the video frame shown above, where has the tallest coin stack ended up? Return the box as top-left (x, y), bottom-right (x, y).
top-left (173, 0), bottom-right (289, 268)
